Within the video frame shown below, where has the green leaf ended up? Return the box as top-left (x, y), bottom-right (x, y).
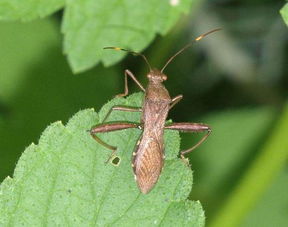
top-left (0, 93), bottom-right (204, 226)
top-left (0, 0), bottom-right (64, 21)
top-left (62, 0), bottom-right (194, 72)
top-left (0, 0), bottom-right (195, 73)
top-left (242, 169), bottom-right (288, 227)
top-left (210, 104), bottom-right (288, 227)
top-left (280, 3), bottom-right (288, 26)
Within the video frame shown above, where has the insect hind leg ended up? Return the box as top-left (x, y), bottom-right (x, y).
top-left (165, 122), bottom-right (211, 165)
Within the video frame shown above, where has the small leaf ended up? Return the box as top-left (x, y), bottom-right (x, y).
top-left (280, 3), bottom-right (288, 26)
top-left (0, 0), bottom-right (64, 21)
top-left (0, 93), bottom-right (204, 226)
top-left (62, 0), bottom-right (193, 72)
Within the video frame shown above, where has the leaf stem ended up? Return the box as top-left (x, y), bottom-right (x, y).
top-left (209, 103), bottom-right (288, 227)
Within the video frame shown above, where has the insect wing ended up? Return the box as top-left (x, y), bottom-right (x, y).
top-left (132, 136), bottom-right (164, 194)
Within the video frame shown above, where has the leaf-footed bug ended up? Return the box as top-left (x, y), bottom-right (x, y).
top-left (90, 29), bottom-right (221, 194)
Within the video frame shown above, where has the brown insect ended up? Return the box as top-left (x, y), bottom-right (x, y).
top-left (90, 29), bottom-right (221, 194)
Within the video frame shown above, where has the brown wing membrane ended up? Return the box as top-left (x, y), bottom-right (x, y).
top-left (132, 137), bottom-right (164, 194)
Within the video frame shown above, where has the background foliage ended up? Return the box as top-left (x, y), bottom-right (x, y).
top-left (0, 0), bottom-right (288, 226)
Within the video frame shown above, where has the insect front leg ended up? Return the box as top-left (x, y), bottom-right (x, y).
top-left (90, 122), bottom-right (143, 163)
top-left (102, 105), bottom-right (142, 123)
top-left (165, 123), bottom-right (211, 164)
top-left (169, 95), bottom-right (183, 110)
top-left (116, 69), bottom-right (146, 97)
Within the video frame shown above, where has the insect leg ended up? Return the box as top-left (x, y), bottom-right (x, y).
top-left (169, 95), bottom-right (183, 110)
top-left (165, 123), bottom-right (211, 163)
top-left (102, 105), bottom-right (142, 123)
top-left (116, 69), bottom-right (146, 97)
top-left (90, 122), bottom-right (143, 163)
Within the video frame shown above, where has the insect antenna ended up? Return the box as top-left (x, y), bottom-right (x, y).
top-left (160, 28), bottom-right (222, 73)
top-left (104, 47), bottom-right (152, 71)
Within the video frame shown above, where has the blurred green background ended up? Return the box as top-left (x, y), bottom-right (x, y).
top-left (0, 0), bottom-right (287, 226)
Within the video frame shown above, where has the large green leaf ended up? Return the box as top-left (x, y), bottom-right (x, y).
top-left (62, 0), bottom-right (194, 72)
top-left (0, 93), bottom-right (204, 226)
top-left (0, 0), bottom-right (64, 21)
top-left (0, 0), bottom-right (196, 73)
